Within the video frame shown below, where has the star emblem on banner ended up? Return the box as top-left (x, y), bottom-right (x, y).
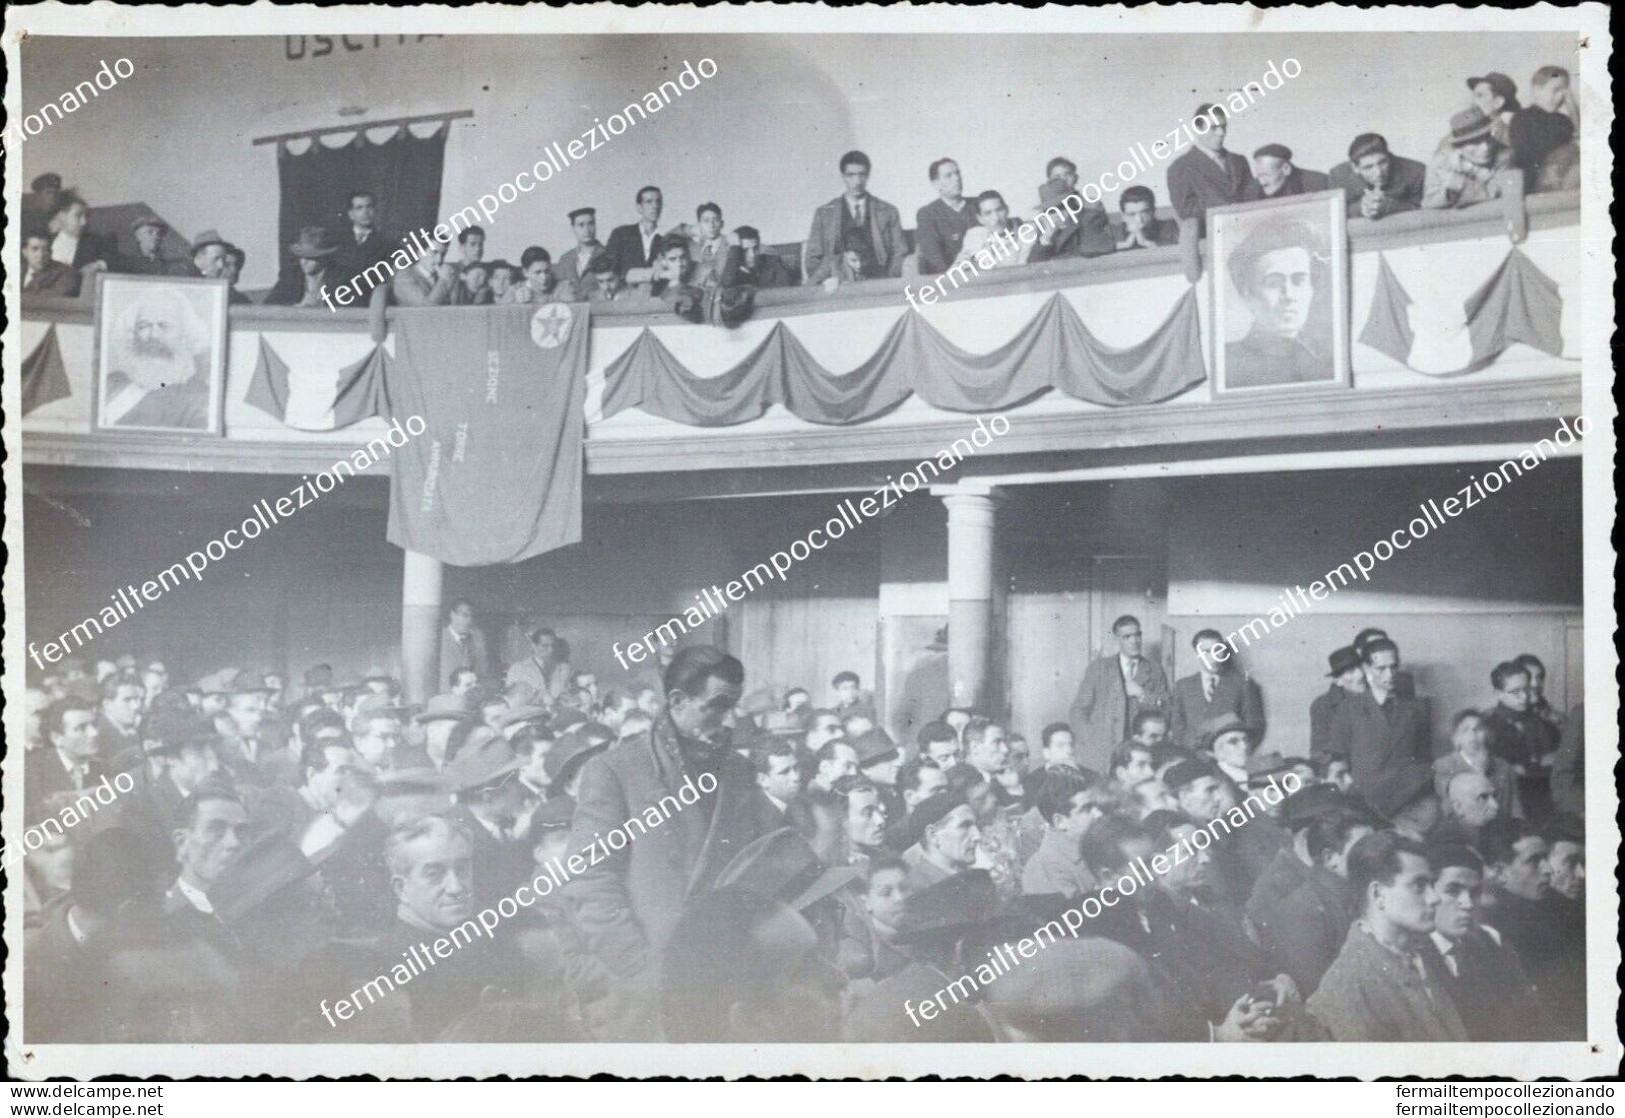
top-left (531, 302), bottom-right (573, 349)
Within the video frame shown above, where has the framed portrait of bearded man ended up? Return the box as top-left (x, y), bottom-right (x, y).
top-left (91, 273), bottom-right (229, 435)
top-left (1210, 189), bottom-right (1349, 395)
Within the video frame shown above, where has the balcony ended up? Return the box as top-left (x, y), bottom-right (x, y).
top-left (19, 192), bottom-right (1582, 492)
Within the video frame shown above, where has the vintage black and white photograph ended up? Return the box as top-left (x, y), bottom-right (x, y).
top-left (92, 274), bottom-right (228, 435)
top-left (1211, 190), bottom-right (1348, 394)
top-left (2, 2), bottom-right (1616, 1089)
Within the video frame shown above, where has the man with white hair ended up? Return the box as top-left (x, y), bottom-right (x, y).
top-left (102, 287), bottom-right (213, 429)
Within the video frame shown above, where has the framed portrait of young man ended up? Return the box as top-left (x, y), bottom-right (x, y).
top-left (90, 273), bottom-right (229, 436)
top-left (1210, 189), bottom-right (1349, 395)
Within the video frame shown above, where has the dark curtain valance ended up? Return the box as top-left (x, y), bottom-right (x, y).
top-left (271, 124), bottom-right (448, 302)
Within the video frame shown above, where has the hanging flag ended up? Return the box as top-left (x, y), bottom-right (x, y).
top-left (21, 326), bottom-right (72, 416)
top-left (382, 304), bottom-right (590, 566)
top-left (245, 336), bottom-right (386, 430)
top-left (1359, 248), bottom-right (1565, 377)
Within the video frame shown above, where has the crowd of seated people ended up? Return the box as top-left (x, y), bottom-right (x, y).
top-left (20, 64), bottom-right (1578, 312)
top-left (21, 596), bottom-right (1587, 1044)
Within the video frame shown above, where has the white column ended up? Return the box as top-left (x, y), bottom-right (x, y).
top-left (941, 489), bottom-right (999, 712)
top-left (401, 549), bottom-right (444, 703)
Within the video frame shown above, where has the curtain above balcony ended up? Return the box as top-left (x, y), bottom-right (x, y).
top-left (598, 287), bottom-right (1207, 426)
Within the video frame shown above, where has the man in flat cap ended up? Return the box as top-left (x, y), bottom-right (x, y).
top-left (1242, 143), bottom-right (1330, 201)
top-left (1328, 133), bottom-right (1427, 219)
top-left (898, 792), bottom-right (982, 892)
top-left (1423, 106), bottom-right (1514, 210)
top-left (1223, 214), bottom-right (1336, 389)
top-left (23, 172), bottom-right (64, 237)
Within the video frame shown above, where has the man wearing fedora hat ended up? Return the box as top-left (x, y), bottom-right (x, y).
top-left (1424, 106), bottom-right (1514, 210)
top-left (181, 230), bottom-right (232, 279)
top-left (715, 825), bottom-right (867, 970)
top-left (661, 885), bottom-right (842, 1043)
top-left (209, 672), bottom-right (291, 788)
top-left (399, 693), bottom-right (472, 772)
top-left (121, 215), bottom-right (177, 276)
top-left (1201, 711), bottom-right (1258, 789)
top-left (267, 226), bottom-right (341, 308)
top-left (445, 728), bottom-right (534, 912)
top-left (843, 870), bottom-right (1003, 1042)
top-left (1310, 646), bottom-right (1366, 759)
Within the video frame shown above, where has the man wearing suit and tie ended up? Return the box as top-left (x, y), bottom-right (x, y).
top-left (1171, 629), bottom-right (1266, 749)
top-left (28, 697), bottom-right (106, 821)
top-left (802, 150), bottom-right (910, 290)
top-left (331, 191), bottom-right (399, 300)
top-left (604, 186), bottom-right (668, 283)
top-left (1068, 615), bottom-right (1170, 774)
top-left (439, 598), bottom-right (491, 691)
top-left (1326, 638), bottom-right (1433, 818)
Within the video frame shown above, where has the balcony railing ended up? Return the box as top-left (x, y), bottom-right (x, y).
top-left (19, 192), bottom-right (1582, 480)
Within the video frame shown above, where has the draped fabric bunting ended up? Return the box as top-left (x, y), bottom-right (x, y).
top-left (21, 326), bottom-right (72, 416)
top-left (599, 288), bottom-right (1207, 427)
top-left (245, 336), bottom-right (386, 430)
top-left (1358, 248), bottom-right (1565, 377)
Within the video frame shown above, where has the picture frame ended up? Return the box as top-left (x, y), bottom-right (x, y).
top-left (1209, 188), bottom-right (1350, 396)
top-left (90, 272), bottom-right (229, 436)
